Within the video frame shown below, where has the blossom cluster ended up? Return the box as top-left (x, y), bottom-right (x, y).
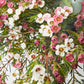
top-left (0, 0), bottom-right (84, 84)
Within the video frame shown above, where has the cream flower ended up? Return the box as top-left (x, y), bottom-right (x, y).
top-left (65, 38), bottom-right (74, 52)
top-left (28, 53), bottom-right (38, 61)
top-left (36, 13), bottom-right (44, 24)
top-left (39, 25), bottom-right (53, 37)
top-left (55, 44), bottom-right (65, 57)
top-left (38, 0), bottom-right (45, 8)
top-left (47, 18), bottom-right (55, 26)
top-left (7, 8), bottom-right (13, 14)
top-left (31, 65), bottom-right (45, 81)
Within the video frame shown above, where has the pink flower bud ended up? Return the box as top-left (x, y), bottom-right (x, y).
top-left (7, 2), bottom-right (13, 8)
top-left (14, 61), bottom-right (22, 68)
top-left (0, 14), bottom-right (8, 20)
top-left (74, 20), bottom-right (82, 28)
top-left (53, 70), bottom-right (59, 77)
top-left (78, 54), bottom-right (84, 63)
top-left (51, 36), bottom-right (58, 44)
top-left (71, 63), bottom-right (78, 69)
top-left (0, 21), bottom-right (3, 28)
top-left (34, 40), bottom-right (40, 46)
top-left (56, 75), bottom-right (64, 83)
top-left (78, 36), bottom-right (84, 44)
top-left (42, 44), bottom-right (46, 49)
top-left (0, 0), bottom-right (6, 8)
top-left (65, 53), bottom-right (74, 62)
top-left (60, 33), bottom-right (68, 40)
top-left (22, 23), bottom-right (28, 29)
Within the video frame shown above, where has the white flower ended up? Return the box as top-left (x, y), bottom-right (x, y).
top-left (28, 3), bottom-right (35, 9)
top-left (39, 25), bottom-right (53, 37)
top-left (38, 0), bottom-right (45, 8)
top-left (7, 8), bottom-right (13, 14)
top-left (3, 20), bottom-right (9, 26)
top-left (14, 26), bottom-right (22, 33)
top-left (28, 53), bottom-right (38, 61)
top-left (65, 38), bottom-right (74, 52)
top-left (47, 18), bottom-right (55, 26)
top-left (55, 44), bottom-right (65, 57)
top-left (36, 13), bottom-right (44, 24)
top-left (13, 14), bottom-right (19, 20)
top-left (15, 9), bottom-right (21, 15)
top-left (6, 52), bottom-right (14, 60)
top-left (4, 47), bottom-right (8, 51)
top-left (8, 17), bottom-right (14, 23)
top-left (21, 43), bottom-right (26, 49)
top-left (14, 53), bottom-right (20, 60)
top-left (6, 67), bottom-right (19, 81)
top-left (31, 65), bottom-right (45, 81)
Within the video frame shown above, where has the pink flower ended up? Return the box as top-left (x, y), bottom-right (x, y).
top-left (50, 65), bottom-right (53, 70)
top-left (78, 54), bottom-right (84, 63)
top-left (54, 7), bottom-right (62, 14)
top-left (71, 63), bottom-right (78, 69)
top-left (43, 13), bottom-right (51, 21)
top-left (81, 1), bottom-right (84, 14)
top-left (60, 33), bottom-right (68, 40)
top-left (77, 14), bottom-right (84, 20)
top-left (22, 22), bottom-right (28, 29)
top-left (42, 44), bottom-right (46, 49)
top-left (51, 24), bottom-right (61, 33)
top-left (24, 0), bottom-right (31, 2)
top-left (80, 31), bottom-right (84, 37)
top-left (51, 44), bottom-right (56, 50)
top-left (7, 2), bottom-right (13, 8)
top-left (9, 43), bottom-right (12, 49)
top-left (53, 70), bottom-right (59, 77)
top-left (54, 15), bottom-right (63, 24)
top-left (0, 0), bottom-right (6, 8)
top-left (14, 61), bottom-right (22, 68)
top-left (0, 14), bottom-right (8, 20)
top-left (34, 40), bottom-right (40, 46)
top-left (64, 6), bottom-right (73, 14)
top-left (0, 21), bottom-right (3, 28)
top-left (74, 20), bottom-right (82, 28)
top-left (28, 27), bottom-right (35, 33)
top-left (51, 36), bottom-right (58, 44)
top-left (56, 75), bottom-right (64, 83)
top-left (78, 36), bottom-right (84, 44)
top-left (0, 75), bottom-right (1, 82)
top-left (65, 53), bottom-right (74, 62)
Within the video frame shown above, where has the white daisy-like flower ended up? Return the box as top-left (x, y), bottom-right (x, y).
top-left (28, 53), bottom-right (38, 61)
top-left (21, 43), bottom-right (26, 49)
top-left (3, 20), bottom-right (9, 26)
top-left (31, 65), bottom-right (45, 81)
top-left (6, 52), bottom-right (14, 60)
top-left (55, 44), bottom-right (65, 57)
top-left (47, 18), bottom-right (55, 26)
top-left (14, 26), bottom-right (22, 33)
top-left (15, 9), bottom-right (21, 15)
top-left (38, 0), bottom-right (45, 8)
top-left (64, 38), bottom-right (74, 52)
top-left (7, 8), bottom-right (13, 14)
top-left (6, 67), bottom-right (19, 81)
top-left (13, 14), bottom-right (19, 20)
top-left (28, 3), bottom-right (35, 9)
top-left (36, 13), bottom-right (44, 24)
top-left (14, 53), bottom-right (20, 60)
top-left (39, 25), bottom-right (53, 37)
top-left (8, 17), bottom-right (14, 23)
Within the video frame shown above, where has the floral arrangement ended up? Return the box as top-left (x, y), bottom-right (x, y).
top-left (0, 0), bottom-right (84, 84)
